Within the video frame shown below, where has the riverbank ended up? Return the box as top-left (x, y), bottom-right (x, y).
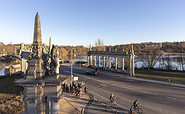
top-left (135, 69), bottom-right (185, 84)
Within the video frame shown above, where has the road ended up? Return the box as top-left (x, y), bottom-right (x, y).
top-left (60, 63), bottom-right (185, 114)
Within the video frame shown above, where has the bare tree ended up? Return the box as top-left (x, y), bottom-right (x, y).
top-left (176, 43), bottom-right (185, 71)
top-left (95, 38), bottom-right (104, 51)
top-left (162, 54), bottom-right (173, 70)
top-left (59, 48), bottom-right (68, 60)
top-left (141, 47), bottom-right (163, 70)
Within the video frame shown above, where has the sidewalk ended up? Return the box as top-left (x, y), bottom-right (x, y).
top-left (61, 91), bottom-right (89, 113)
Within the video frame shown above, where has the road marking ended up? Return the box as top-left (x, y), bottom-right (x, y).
top-left (167, 96), bottom-right (177, 100)
top-left (141, 91), bottom-right (157, 95)
top-left (88, 89), bottom-right (128, 110)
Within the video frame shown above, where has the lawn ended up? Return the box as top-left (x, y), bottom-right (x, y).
top-left (135, 69), bottom-right (185, 84)
top-left (0, 72), bottom-right (24, 100)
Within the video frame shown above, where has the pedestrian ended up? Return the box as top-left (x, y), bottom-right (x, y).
top-left (72, 86), bottom-right (75, 94)
top-left (62, 83), bottom-right (66, 91)
top-left (78, 82), bottom-right (82, 89)
top-left (84, 87), bottom-right (87, 95)
top-left (70, 84), bottom-right (72, 92)
top-left (66, 84), bottom-right (69, 92)
top-left (76, 88), bottom-right (80, 97)
top-left (168, 78), bottom-right (171, 85)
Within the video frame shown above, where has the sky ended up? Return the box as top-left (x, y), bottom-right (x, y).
top-left (0, 0), bottom-right (185, 46)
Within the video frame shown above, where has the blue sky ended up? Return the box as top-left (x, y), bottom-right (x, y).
top-left (0, 0), bottom-right (185, 46)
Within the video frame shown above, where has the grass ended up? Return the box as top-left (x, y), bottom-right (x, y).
top-left (135, 69), bottom-right (185, 84)
top-left (0, 72), bottom-right (24, 100)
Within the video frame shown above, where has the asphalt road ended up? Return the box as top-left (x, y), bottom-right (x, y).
top-left (60, 63), bottom-right (185, 114)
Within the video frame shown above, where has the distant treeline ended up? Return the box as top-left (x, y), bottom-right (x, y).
top-left (0, 41), bottom-right (184, 61)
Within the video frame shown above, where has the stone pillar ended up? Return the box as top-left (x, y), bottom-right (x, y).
top-left (115, 57), bottom-right (117, 72)
top-left (103, 56), bottom-right (106, 68)
top-left (21, 58), bottom-right (25, 77)
top-left (94, 56), bottom-right (96, 67)
top-left (98, 56), bottom-right (100, 68)
top-left (23, 87), bottom-right (28, 113)
top-left (35, 86), bottom-right (41, 114)
top-left (130, 44), bottom-right (135, 76)
top-left (90, 55), bottom-right (92, 66)
top-left (87, 56), bottom-right (90, 66)
top-left (43, 97), bottom-right (49, 114)
top-left (129, 53), bottom-right (131, 76)
top-left (109, 56), bottom-right (111, 70)
top-left (55, 50), bottom-right (60, 75)
top-left (132, 54), bottom-right (135, 76)
top-left (51, 100), bottom-right (60, 114)
top-left (122, 58), bottom-right (125, 73)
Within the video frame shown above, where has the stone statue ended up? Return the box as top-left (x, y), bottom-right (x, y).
top-left (49, 45), bottom-right (59, 75)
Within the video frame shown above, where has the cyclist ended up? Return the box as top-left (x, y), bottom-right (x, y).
top-left (133, 100), bottom-right (139, 109)
top-left (129, 105), bottom-right (134, 114)
top-left (110, 93), bottom-right (116, 103)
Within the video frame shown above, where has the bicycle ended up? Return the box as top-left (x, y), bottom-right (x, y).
top-left (134, 103), bottom-right (143, 114)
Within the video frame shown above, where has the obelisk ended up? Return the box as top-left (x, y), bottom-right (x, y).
top-left (49, 37), bottom-right (52, 53)
top-left (27, 12), bottom-right (44, 79)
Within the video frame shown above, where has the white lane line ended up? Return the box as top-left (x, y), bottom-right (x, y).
top-left (88, 90), bottom-right (128, 110)
top-left (141, 91), bottom-right (158, 96)
top-left (167, 96), bottom-right (178, 100)
top-left (110, 83), bottom-right (136, 91)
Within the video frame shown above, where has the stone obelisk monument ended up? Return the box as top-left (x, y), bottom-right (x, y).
top-left (27, 12), bottom-right (44, 79)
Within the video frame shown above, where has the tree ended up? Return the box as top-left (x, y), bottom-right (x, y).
top-left (176, 43), bottom-right (185, 71)
top-left (95, 38), bottom-right (104, 51)
top-left (59, 48), bottom-right (68, 60)
top-left (140, 47), bottom-right (163, 70)
top-left (162, 54), bottom-right (173, 70)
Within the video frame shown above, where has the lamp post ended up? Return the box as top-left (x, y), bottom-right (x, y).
top-left (71, 48), bottom-right (76, 86)
top-left (78, 48), bottom-right (81, 69)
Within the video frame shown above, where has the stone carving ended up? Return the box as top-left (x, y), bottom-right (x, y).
top-left (50, 45), bottom-right (59, 75)
top-left (27, 12), bottom-right (44, 79)
top-left (26, 12), bottom-right (59, 79)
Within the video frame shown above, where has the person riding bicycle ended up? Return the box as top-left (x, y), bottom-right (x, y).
top-left (129, 105), bottom-right (134, 114)
top-left (133, 100), bottom-right (139, 109)
top-left (110, 93), bottom-right (116, 103)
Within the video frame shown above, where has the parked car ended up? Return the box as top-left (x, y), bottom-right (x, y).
top-left (85, 71), bottom-right (97, 76)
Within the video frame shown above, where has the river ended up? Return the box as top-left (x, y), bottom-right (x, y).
top-left (72, 55), bottom-right (185, 71)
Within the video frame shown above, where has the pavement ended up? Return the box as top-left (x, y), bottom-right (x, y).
top-left (61, 89), bottom-right (125, 114)
top-left (60, 74), bottom-right (123, 114)
top-left (61, 91), bottom-right (89, 114)
top-left (60, 64), bottom-right (185, 114)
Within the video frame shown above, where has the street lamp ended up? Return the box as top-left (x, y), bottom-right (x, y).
top-left (78, 48), bottom-right (81, 69)
top-left (71, 48), bottom-right (76, 86)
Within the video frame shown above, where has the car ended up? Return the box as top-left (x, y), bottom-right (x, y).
top-left (85, 71), bottom-right (97, 76)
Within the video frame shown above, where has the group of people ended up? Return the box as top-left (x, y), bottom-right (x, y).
top-left (62, 81), bottom-right (87, 97)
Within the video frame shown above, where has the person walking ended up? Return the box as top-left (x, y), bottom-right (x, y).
top-left (168, 78), bottom-right (171, 85)
top-left (84, 87), bottom-right (87, 95)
